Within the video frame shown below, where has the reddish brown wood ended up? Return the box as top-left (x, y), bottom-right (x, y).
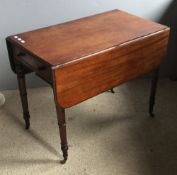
top-left (54, 29), bottom-right (170, 108)
top-left (53, 97), bottom-right (68, 163)
top-left (16, 62), bottom-right (30, 129)
top-left (6, 9), bottom-right (168, 67)
top-left (6, 9), bottom-right (170, 163)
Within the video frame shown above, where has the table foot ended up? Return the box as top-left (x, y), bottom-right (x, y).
top-left (60, 144), bottom-right (68, 164)
top-left (24, 113), bottom-right (30, 129)
top-left (149, 69), bottom-right (159, 117)
top-left (149, 98), bottom-right (155, 118)
top-left (149, 111), bottom-right (155, 118)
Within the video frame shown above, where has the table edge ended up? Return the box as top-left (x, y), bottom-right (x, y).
top-left (52, 27), bottom-right (170, 70)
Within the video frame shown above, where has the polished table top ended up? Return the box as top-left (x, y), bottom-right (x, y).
top-left (7, 9), bottom-right (168, 67)
top-left (6, 9), bottom-right (170, 108)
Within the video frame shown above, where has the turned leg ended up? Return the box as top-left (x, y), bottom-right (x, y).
top-left (54, 100), bottom-right (68, 163)
top-left (16, 64), bottom-right (30, 129)
top-left (149, 68), bottom-right (159, 117)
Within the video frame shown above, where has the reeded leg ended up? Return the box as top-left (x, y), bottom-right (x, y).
top-left (54, 101), bottom-right (68, 163)
top-left (16, 64), bottom-right (30, 129)
top-left (149, 68), bottom-right (159, 117)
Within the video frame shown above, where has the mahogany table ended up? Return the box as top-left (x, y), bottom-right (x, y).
top-left (6, 9), bottom-right (170, 163)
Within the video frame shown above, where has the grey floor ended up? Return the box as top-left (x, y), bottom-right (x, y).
top-left (0, 79), bottom-right (177, 175)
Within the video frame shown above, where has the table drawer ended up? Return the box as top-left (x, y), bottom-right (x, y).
top-left (15, 52), bottom-right (52, 84)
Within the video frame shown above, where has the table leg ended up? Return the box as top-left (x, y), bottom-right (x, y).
top-left (149, 68), bottom-right (159, 117)
top-left (54, 98), bottom-right (68, 163)
top-left (16, 64), bottom-right (30, 129)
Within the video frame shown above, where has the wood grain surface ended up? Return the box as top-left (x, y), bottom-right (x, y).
top-left (54, 28), bottom-right (170, 108)
top-left (7, 9), bottom-right (168, 67)
top-left (6, 9), bottom-right (170, 108)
